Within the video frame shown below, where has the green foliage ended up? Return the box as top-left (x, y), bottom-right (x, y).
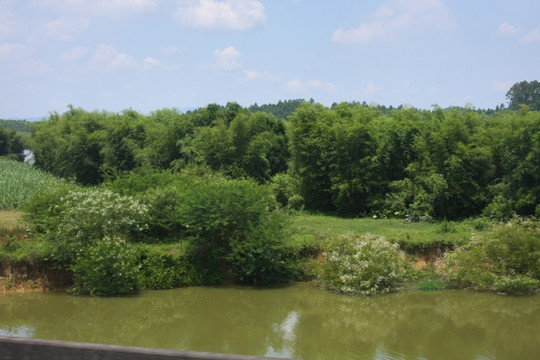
top-left (471, 217), bottom-right (491, 231)
top-left (482, 195), bottom-right (516, 221)
top-left (506, 80), bottom-right (540, 111)
top-left (227, 211), bottom-right (291, 285)
top-left (70, 237), bottom-right (140, 296)
top-left (442, 225), bottom-right (540, 293)
top-left (28, 102), bottom-right (540, 220)
top-left (269, 173), bottom-right (302, 209)
top-left (0, 119), bottom-right (32, 133)
top-left (315, 232), bottom-right (408, 296)
top-left (0, 158), bottom-right (64, 209)
top-left (177, 176), bottom-right (291, 284)
top-left (139, 246), bottom-right (208, 289)
top-left (26, 186), bottom-right (149, 245)
top-left (248, 99), bottom-right (307, 119)
top-left (416, 279), bottom-right (448, 291)
top-left (0, 124), bottom-right (25, 161)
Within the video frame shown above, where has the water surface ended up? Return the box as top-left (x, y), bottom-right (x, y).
top-left (1, 284), bottom-right (539, 359)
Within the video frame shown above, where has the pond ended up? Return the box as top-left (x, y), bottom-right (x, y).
top-left (1, 283), bottom-right (539, 360)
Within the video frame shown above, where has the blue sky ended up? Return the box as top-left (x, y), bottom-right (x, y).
top-left (1, 0), bottom-right (539, 119)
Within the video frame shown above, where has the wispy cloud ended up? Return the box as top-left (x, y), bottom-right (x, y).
top-left (0, 2), bottom-right (18, 36)
top-left (0, 42), bottom-right (29, 59)
top-left (333, 0), bottom-right (456, 43)
top-left (213, 46), bottom-right (241, 70)
top-left (58, 46), bottom-right (91, 61)
top-left (520, 26), bottom-right (540, 43)
top-left (365, 82), bottom-right (382, 95)
top-left (39, 0), bottom-right (158, 16)
top-left (31, 17), bottom-right (89, 42)
top-left (491, 80), bottom-right (513, 92)
top-left (286, 78), bottom-right (336, 92)
top-left (176, 0), bottom-right (266, 30)
top-left (498, 21), bottom-right (523, 35)
top-left (91, 44), bottom-right (138, 72)
top-left (243, 70), bottom-right (280, 82)
top-left (498, 21), bottom-right (540, 44)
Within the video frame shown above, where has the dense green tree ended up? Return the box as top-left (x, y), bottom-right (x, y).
top-left (28, 101), bottom-right (540, 219)
top-left (506, 80), bottom-right (540, 111)
top-left (0, 124), bottom-right (25, 161)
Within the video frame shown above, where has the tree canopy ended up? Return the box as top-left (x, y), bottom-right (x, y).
top-left (0, 124), bottom-right (25, 161)
top-left (506, 80), bottom-right (540, 111)
top-left (29, 101), bottom-right (540, 219)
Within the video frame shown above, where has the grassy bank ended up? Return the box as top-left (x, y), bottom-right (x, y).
top-left (289, 213), bottom-right (482, 252)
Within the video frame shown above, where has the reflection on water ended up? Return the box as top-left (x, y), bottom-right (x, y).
top-left (0, 325), bottom-right (36, 338)
top-left (0, 284), bottom-right (539, 360)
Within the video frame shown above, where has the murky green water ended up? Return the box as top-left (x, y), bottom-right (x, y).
top-left (1, 284), bottom-right (539, 359)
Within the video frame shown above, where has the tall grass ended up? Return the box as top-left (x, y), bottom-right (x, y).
top-left (0, 159), bottom-right (64, 209)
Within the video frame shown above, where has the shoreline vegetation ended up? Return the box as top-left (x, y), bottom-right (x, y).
top-left (1, 100), bottom-right (539, 296)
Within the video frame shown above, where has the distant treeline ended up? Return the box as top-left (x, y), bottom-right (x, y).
top-left (0, 119), bottom-right (32, 133)
top-left (28, 102), bottom-right (540, 220)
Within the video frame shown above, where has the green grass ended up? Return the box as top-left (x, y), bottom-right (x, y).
top-left (0, 159), bottom-right (64, 209)
top-left (289, 213), bottom-right (480, 253)
top-left (0, 210), bottom-right (25, 230)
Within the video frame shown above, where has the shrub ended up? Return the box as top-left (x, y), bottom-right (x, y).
top-left (70, 237), bottom-right (140, 296)
top-left (442, 225), bottom-right (540, 293)
top-left (482, 195), bottom-right (516, 222)
top-left (316, 233), bottom-right (407, 296)
top-left (471, 217), bottom-right (491, 231)
top-left (269, 173), bottom-right (302, 209)
top-left (139, 247), bottom-right (211, 289)
top-left (26, 187), bottom-right (149, 244)
top-left (227, 211), bottom-right (292, 285)
top-left (177, 176), bottom-right (291, 284)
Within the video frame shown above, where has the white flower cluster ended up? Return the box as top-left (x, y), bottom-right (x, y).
top-left (53, 188), bottom-right (149, 242)
top-left (320, 232), bottom-right (406, 296)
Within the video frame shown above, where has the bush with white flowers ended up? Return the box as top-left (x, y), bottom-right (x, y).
top-left (316, 232), bottom-right (407, 296)
top-left (53, 188), bottom-right (149, 243)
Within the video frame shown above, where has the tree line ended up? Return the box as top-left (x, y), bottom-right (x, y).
top-left (28, 100), bottom-right (539, 220)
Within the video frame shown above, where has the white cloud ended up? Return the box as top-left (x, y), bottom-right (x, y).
top-left (286, 78), bottom-right (336, 92)
top-left (143, 56), bottom-right (161, 69)
top-left (39, 0), bottom-right (158, 16)
top-left (214, 46), bottom-right (241, 70)
top-left (491, 80), bottom-right (513, 92)
top-left (366, 82), bottom-right (382, 95)
top-left (243, 70), bottom-right (280, 82)
top-left (244, 70), bottom-right (264, 80)
top-left (498, 21), bottom-right (523, 35)
top-left (520, 26), bottom-right (540, 43)
top-left (91, 44), bottom-right (138, 72)
top-left (333, 0), bottom-right (456, 43)
top-left (176, 0), bottom-right (266, 30)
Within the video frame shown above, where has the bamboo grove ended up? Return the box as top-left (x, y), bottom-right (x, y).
top-left (28, 102), bottom-right (540, 220)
